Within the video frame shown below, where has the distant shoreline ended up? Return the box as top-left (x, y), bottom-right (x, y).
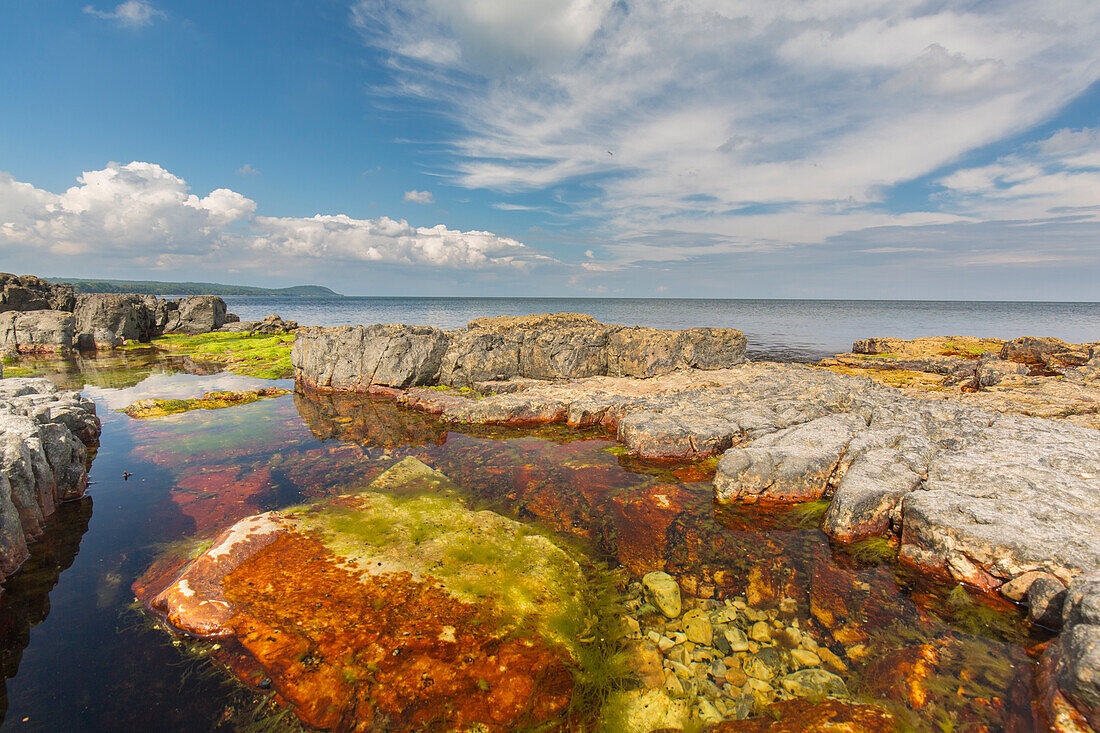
top-left (48, 278), bottom-right (342, 298)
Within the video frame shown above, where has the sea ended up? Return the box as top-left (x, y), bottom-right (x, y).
top-left (223, 296), bottom-right (1100, 361)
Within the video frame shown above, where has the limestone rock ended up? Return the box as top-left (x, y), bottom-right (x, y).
top-left (0, 274), bottom-right (75, 313)
top-left (292, 324), bottom-right (449, 391)
top-left (75, 293), bottom-right (157, 342)
top-left (0, 310), bottom-right (76, 353)
top-left (160, 295), bottom-right (228, 334)
top-left (0, 378), bottom-right (100, 578)
top-left (642, 571), bottom-right (682, 618)
top-left (714, 413), bottom-right (865, 503)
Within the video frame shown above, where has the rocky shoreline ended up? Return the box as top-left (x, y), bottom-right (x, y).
top-left (0, 378), bottom-right (101, 579)
top-left (4, 300), bottom-right (1098, 729)
top-left (0, 272), bottom-right (242, 353)
top-left (289, 314), bottom-right (1100, 728)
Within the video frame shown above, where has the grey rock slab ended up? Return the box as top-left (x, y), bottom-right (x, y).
top-left (0, 310), bottom-right (76, 352)
top-left (714, 413), bottom-right (866, 503)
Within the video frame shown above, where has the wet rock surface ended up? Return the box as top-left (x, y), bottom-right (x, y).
top-left (0, 378), bottom-right (100, 579)
top-left (140, 457), bottom-right (588, 730)
top-left (292, 312), bottom-right (747, 391)
top-left (1044, 571), bottom-right (1100, 728)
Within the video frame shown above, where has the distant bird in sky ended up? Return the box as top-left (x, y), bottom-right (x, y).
top-left (607, 150), bottom-right (613, 156)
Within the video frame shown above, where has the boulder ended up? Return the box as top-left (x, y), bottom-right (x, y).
top-left (218, 313), bottom-right (298, 336)
top-left (292, 324), bottom-right (450, 391)
top-left (295, 313), bottom-right (746, 391)
top-left (0, 378), bottom-right (100, 578)
top-left (0, 274), bottom-right (75, 313)
top-left (74, 293), bottom-right (157, 343)
top-left (439, 314), bottom-right (745, 385)
top-left (999, 336), bottom-right (1074, 366)
top-left (160, 295), bottom-right (228, 334)
top-left (0, 310), bottom-right (76, 352)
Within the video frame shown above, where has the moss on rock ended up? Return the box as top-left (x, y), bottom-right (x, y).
top-left (122, 387), bottom-right (291, 419)
top-left (129, 332), bottom-right (295, 379)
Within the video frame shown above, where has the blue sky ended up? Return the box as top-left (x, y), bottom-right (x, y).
top-left (1, 0), bottom-right (1099, 299)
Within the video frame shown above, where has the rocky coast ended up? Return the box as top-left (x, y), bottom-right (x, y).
top-left (0, 272), bottom-right (239, 353)
top-left (6, 302), bottom-right (1098, 730)
top-left (285, 314), bottom-right (1100, 730)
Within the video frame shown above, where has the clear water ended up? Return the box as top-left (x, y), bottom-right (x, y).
top-left (0, 351), bottom-right (1052, 731)
top-left (224, 296), bottom-right (1100, 362)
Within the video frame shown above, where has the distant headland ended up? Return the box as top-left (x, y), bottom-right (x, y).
top-left (47, 277), bottom-right (342, 297)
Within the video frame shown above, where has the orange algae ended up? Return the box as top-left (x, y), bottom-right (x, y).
top-left (221, 531), bottom-right (573, 731)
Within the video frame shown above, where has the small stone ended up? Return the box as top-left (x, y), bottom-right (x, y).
top-left (668, 631), bottom-right (687, 645)
top-left (683, 609), bottom-right (714, 645)
top-left (789, 648), bottom-right (821, 669)
top-left (780, 668), bottom-right (848, 698)
top-left (816, 647), bottom-right (849, 674)
top-left (779, 597), bottom-right (798, 615)
top-left (709, 660), bottom-right (728, 679)
top-left (744, 677), bottom-right (775, 697)
top-left (701, 680), bottom-right (722, 698)
top-left (648, 630), bottom-right (662, 644)
top-left (723, 627), bottom-right (750, 652)
top-left (621, 615), bottom-right (641, 636)
top-left (670, 645), bottom-right (692, 667)
top-left (1027, 576), bottom-right (1067, 629)
top-left (749, 621), bottom-right (772, 643)
top-left (670, 660), bottom-right (693, 679)
top-left (743, 654), bottom-right (776, 681)
top-left (666, 674), bottom-right (685, 697)
top-left (697, 698), bottom-right (723, 723)
top-left (642, 571), bottom-right (683, 618)
top-left (725, 668), bottom-right (748, 687)
top-left (713, 628), bottom-right (733, 655)
top-left (657, 635), bottom-right (676, 653)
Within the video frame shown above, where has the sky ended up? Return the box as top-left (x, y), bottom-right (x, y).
top-left (1, 0), bottom-right (1099, 299)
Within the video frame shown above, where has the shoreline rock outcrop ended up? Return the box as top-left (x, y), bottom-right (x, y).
top-left (819, 335), bottom-right (1100, 429)
top-left (0, 378), bottom-right (101, 579)
top-left (292, 313), bottom-right (747, 391)
top-left (0, 272), bottom-right (233, 353)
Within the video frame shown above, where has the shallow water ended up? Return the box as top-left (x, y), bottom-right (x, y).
top-left (0, 352), bottom-right (1053, 730)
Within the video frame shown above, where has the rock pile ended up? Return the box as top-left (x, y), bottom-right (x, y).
top-left (217, 313), bottom-right (298, 335)
top-left (620, 572), bottom-right (851, 726)
top-left (0, 378), bottom-right (101, 579)
top-left (0, 272), bottom-right (232, 353)
top-left (292, 313), bottom-right (747, 391)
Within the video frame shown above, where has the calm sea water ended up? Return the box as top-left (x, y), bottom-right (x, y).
top-left (224, 297), bottom-right (1100, 361)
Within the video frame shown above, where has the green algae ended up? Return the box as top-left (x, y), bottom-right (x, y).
top-left (121, 388), bottom-right (291, 419)
top-left (782, 499), bottom-right (831, 530)
top-left (131, 332), bottom-right (295, 379)
top-left (848, 536), bottom-right (898, 564)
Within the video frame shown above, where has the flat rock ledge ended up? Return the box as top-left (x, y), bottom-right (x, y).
top-left (291, 312), bottom-right (747, 391)
top-left (0, 377), bottom-right (101, 579)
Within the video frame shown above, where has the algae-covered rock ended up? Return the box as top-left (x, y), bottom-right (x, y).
top-left (122, 387), bottom-right (291, 418)
top-left (142, 457), bottom-right (592, 730)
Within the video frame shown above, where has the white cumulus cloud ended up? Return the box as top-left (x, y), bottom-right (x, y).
top-left (0, 162), bottom-right (544, 272)
top-left (83, 1), bottom-right (163, 28)
top-left (402, 189), bottom-right (434, 204)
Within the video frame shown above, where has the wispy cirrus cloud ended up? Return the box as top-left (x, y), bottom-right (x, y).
top-left (352, 0), bottom-right (1100, 269)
